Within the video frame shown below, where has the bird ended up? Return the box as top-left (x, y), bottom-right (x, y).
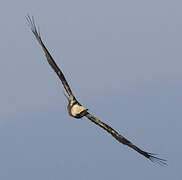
top-left (26, 15), bottom-right (167, 165)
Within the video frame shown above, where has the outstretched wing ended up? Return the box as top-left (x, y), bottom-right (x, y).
top-left (26, 15), bottom-right (74, 98)
top-left (86, 113), bottom-right (167, 165)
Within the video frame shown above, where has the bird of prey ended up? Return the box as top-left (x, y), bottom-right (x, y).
top-left (26, 16), bottom-right (167, 165)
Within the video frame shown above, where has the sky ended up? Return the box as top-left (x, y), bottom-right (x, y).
top-left (0, 0), bottom-right (181, 179)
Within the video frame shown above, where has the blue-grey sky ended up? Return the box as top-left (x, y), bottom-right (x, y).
top-left (0, 0), bottom-right (181, 179)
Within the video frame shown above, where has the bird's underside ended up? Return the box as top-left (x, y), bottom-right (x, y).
top-left (26, 15), bottom-right (167, 165)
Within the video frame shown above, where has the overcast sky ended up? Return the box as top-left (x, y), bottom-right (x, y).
top-left (0, 0), bottom-right (181, 179)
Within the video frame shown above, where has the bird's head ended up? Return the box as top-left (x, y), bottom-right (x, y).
top-left (63, 92), bottom-right (76, 106)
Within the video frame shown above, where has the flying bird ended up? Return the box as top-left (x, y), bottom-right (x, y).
top-left (26, 16), bottom-right (167, 165)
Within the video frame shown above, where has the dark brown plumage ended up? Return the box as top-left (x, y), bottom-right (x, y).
top-left (26, 15), bottom-right (167, 165)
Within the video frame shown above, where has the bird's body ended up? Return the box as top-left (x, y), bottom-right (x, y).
top-left (26, 15), bottom-right (167, 165)
top-left (68, 99), bottom-right (88, 118)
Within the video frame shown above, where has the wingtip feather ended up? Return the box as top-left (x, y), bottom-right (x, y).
top-left (148, 153), bottom-right (167, 166)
